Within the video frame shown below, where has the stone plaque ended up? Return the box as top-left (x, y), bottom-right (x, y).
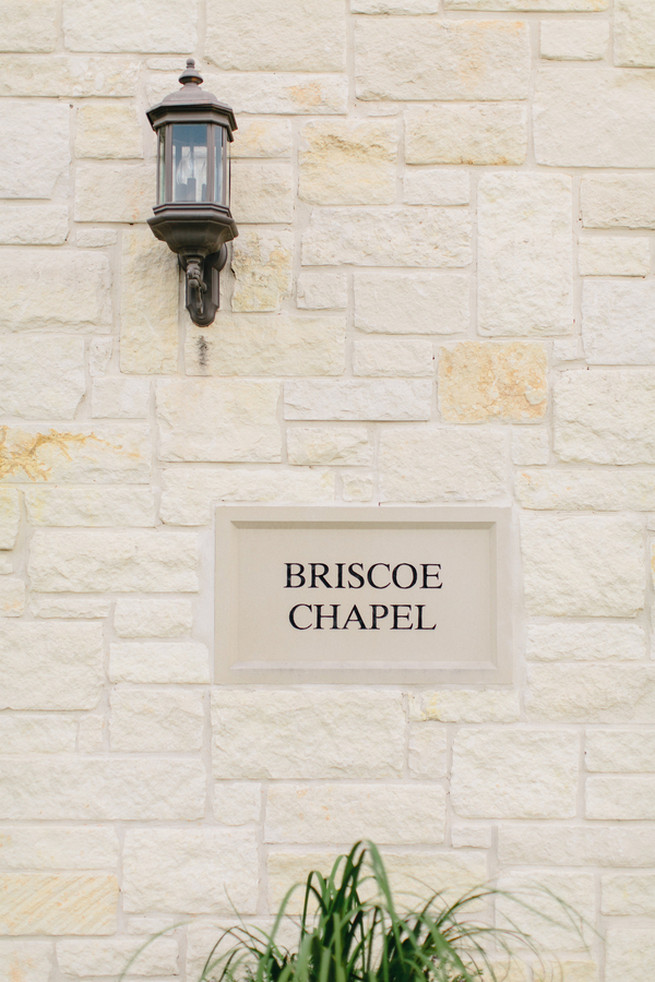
top-left (215, 506), bottom-right (512, 684)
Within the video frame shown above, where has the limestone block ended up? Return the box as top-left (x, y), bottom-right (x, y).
top-left (499, 823), bottom-right (655, 867)
top-left (110, 686), bottom-right (204, 752)
top-left (0, 0), bottom-right (57, 51)
top-left (265, 783), bottom-right (446, 844)
top-left (284, 379), bottom-right (432, 420)
top-left (76, 228), bottom-right (117, 248)
top-left (403, 168), bottom-right (471, 205)
top-left (578, 235), bottom-right (650, 275)
top-left (0, 578), bottom-right (25, 616)
top-left (0, 54), bottom-right (139, 97)
top-left (0, 102), bottom-right (69, 198)
top-left (587, 730), bottom-right (655, 772)
top-left (0, 827), bottom-right (118, 869)
top-left (583, 279), bottom-right (655, 364)
top-left (540, 19), bottom-right (608, 59)
top-left (212, 690), bottom-right (405, 779)
top-left (615, 0), bottom-right (655, 66)
top-left (214, 782), bottom-right (262, 826)
top-left (91, 378), bottom-right (150, 418)
top-left (0, 757), bottom-right (205, 820)
top-left (407, 726), bottom-right (448, 779)
top-left (0, 203), bottom-right (68, 245)
top-left (157, 379), bottom-right (281, 462)
top-left (89, 337), bottom-right (113, 376)
top-left (109, 642), bottom-right (210, 684)
top-left (297, 270), bottom-right (348, 310)
top-left (405, 104), bottom-right (526, 165)
top-left (534, 64), bottom-right (655, 166)
top-left (230, 228), bottom-right (293, 312)
top-left (605, 927), bottom-right (655, 982)
top-left (445, 0), bottom-right (606, 6)
top-left (123, 828), bottom-right (258, 914)
top-left (57, 936), bottom-right (178, 977)
top-left (114, 598), bottom-right (193, 638)
top-left (355, 18), bottom-right (530, 101)
top-left (24, 488), bottom-right (156, 526)
top-left (287, 426), bottom-right (372, 466)
top-left (452, 729), bottom-right (578, 818)
top-left (526, 622), bottom-right (646, 662)
top-left (496, 872), bottom-right (594, 952)
top-left (451, 824), bottom-right (493, 849)
top-left (28, 529), bottom-right (199, 592)
top-left (302, 207), bottom-right (472, 267)
top-left (160, 466), bottom-right (334, 524)
top-left (439, 342), bottom-right (547, 422)
top-left (201, 72), bottom-right (348, 116)
top-left (0, 942), bottom-right (52, 982)
top-left (76, 101), bottom-right (143, 158)
top-left (299, 119), bottom-right (397, 205)
top-left (353, 0), bottom-right (439, 9)
top-left (554, 370), bottom-right (655, 463)
top-left (120, 225), bottom-right (179, 374)
top-left (63, 0), bottom-right (198, 52)
top-left (0, 336), bottom-right (85, 419)
top-left (207, 0), bottom-right (346, 72)
top-left (409, 690), bottom-right (521, 723)
top-left (354, 339), bottom-right (434, 377)
top-left (77, 714), bottom-right (105, 753)
top-left (233, 118), bottom-right (293, 158)
top-left (510, 427), bottom-right (549, 465)
top-left (231, 160), bottom-right (294, 223)
top-left (354, 272), bottom-right (470, 335)
top-left (517, 467), bottom-right (655, 511)
top-left (521, 514), bottom-right (644, 616)
top-left (0, 717), bottom-right (77, 754)
top-left (478, 173), bottom-right (573, 337)
top-left (185, 315), bottom-right (345, 376)
top-left (602, 875), bottom-right (655, 916)
top-left (0, 489), bottom-right (20, 550)
top-left (341, 473), bottom-right (374, 501)
top-left (1, 622), bottom-right (103, 711)
top-left (0, 873), bottom-right (117, 935)
top-left (0, 250), bottom-right (111, 332)
top-left (31, 596), bottom-right (111, 619)
top-left (0, 425), bottom-right (145, 485)
top-left (581, 174), bottom-right (655, 228)
top-left (527, 665), bottom-right (655, 721)
top-left (586, 775), bottom-right (655, 819)
top-left (75, 161), bottom-right (152, 222)
top-left (379, 426), bottom-right (507, 501)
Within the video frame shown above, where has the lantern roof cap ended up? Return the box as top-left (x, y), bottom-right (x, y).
top-left (146, 59), bottom-right (237, 134)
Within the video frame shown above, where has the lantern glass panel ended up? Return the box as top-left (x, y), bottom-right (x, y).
top-left (213, 126), bottom-right (226, 206)
top-left (172, 123), bottom-right (209, 203)
top-left (157, 129), bottom-right (166, 205)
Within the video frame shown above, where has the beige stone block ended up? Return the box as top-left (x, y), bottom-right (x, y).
top-left (207, 0), bottom-right (345, 72)
top-left (0, 101), bottom-right (69, 198)
top-left (581, 174), bottom-right (655, 229)
top-left (186, 314), bottom-right (345, 376)
top-left (297, 270), bottom-right (347, 310)
top-left (587, 730), bottom-right (655, 772)
top-left (0, 577), bottom-right (25, 616)
top-left (540, 19), bottom-right (608, 59)
top-left (602, 874), bottom-right (655, 915)
top-left (76, 101), bottom-right (143, 158)
top-left (341, 473), bottom-right (374, 502)
top-left (496, 872), bottom-right (594, 952)
top-left (354, 271), bottom-right (470, 335)
top-left (233, 117), bottom-right (293, 158)
top-left (230, 227), bottom-right (293, 312)
top-left (583, 280), bottom-right (655, 364)
top-left (212, 690), bottom-right (405, 779)
top-left (405, 103), bottom-right (526, 165)
top-left (439, 342), bottom-right (547, 422)
top-left (380, 426), bottom-right (507, 501)
top-left (231, 160), bottom-right (294, 223)
top-left (615, 0), bottom-right (655, 66)
top-left (75, 161), bottom-right (152, 222)
top-left (110, 686), bottom-right (204, 752)
top-left (77, 228), bottom-right (117, 248)
top-left (0, 203), bottom-right (68, 245)
top-left (355, 18), bottom-right (530, 100)
top-left (160, 466), bottom-right (334, 524)
top-left (1, 622), bottom-right (103, 711)
top-left (0, 250), bottom-right (111, 332)
top-left (554, 370), bottom-right (655, 463)
top-left (28, 529), bottom-right (199, 593)
top-left (266, 783), bottom-right (446, 844)
top-left (63, 0), bottom-right (198, 52)
top-left (499, 823), bottom-right (655, 867)
top-left (535, 64), bottom-right (655, 166)
top-left (31, 596), bottom-right (111, 619)
top-left (522, 514), bottom-right (644, 616)
top-left (0, 425), bottom-right (144, 485)
top-left (516, 467), bottom-right (655, 511)
top-left (0, 873), bottom-right (117, 935)
top-left (77, 713), bottom-right (105, 753)
top-left (109, 642), bottom-right (209, 684)
top-left (451, 823), bottom-right (493, 849)
top-left (0, 54), bottom-right (139, 97)
top-left (120, 225), bottom-right (179, 374)
top-left (302, 206), bottom-right (472, 267)
top-left (526, 622), bottom-right (646, 662)
top-left (287, 426), bottom-right (372, 466)
top-left (0, 941), bottom-right (52, 982)
top-left (123, 828), bottom-right (258, 914)
top-left (0, 336), bottom-right (85, 419)
top-left (606, 927), bottom-right (655, 982)
top-left (478, 173), bottom-right (573, 336)
top-left (452, 729), bottom-right (578, 818)
top-left (0, 756), bottom-right (205, 820)
top-left (157, 379), bottom-right (281, 462)
top-left (0, 716), bottom-right (77, 754)
top-left (299, 119), bottom-right (397, 205)
top-left (403, 167), bottom-right (470, 205)
top-left (407, 725), bottom-right (448, 779)
top-left (214, 782), bottom-right (262, 826)
top-left (0, 827), bottom-right (118, 869)
top-left (410, 689), bottom-right (521, 723)
top-left (510, 427), bottom-right (549, 464)
top-left (445, 0), bottom-right (606, 6)
top-left (89, 337), bottom-right (113, 376)
top-left (284, 379), bottom-right (432, 421)
top-left (25, 487), bottom-right (156, 527)
top-left (91, 378), bottom-right (150, 418)
top-left (0, 489), bottom-right (20, 550)
top-left (57, 936), bottom-right (179, 978)
top-left (353, 0), bottom-right (439, 8)
top-left (198, 72), bottom-right (348, 116)
top-left (0, 0), bottom-right (57, 51)
top-left (578, 235), bottom-right (650, 275)
top-left (527, 664), bottom-right (655, 722)
top-left (353, 339), bottom-right (434, 377)
top-left (114, 598), bottom-right (193, 638)
top-left (587, 775), bottom-right (655, 819)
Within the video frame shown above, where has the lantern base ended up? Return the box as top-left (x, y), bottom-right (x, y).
top-left (179, 246), bottom-right (228, 327)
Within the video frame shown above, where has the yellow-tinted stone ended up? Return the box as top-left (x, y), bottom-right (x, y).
top-left (120, 225), bottom-right (179, 374)
top-left (299, 119), bottom-right (397, 205)
top-left (231, 228), bottom-right (293, 312)
top-left (75, 100), bottom-right (143, 158)
top-left (0, 873), bottom-right (118, 935)
top-left (439, 342), bottom-right (547, 422)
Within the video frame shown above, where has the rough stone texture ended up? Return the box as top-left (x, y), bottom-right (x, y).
top-left (605, 927), bottom-right (655, 982)
top-left (0, 101), bottom-right (69, 198)
top-left (540, 19), bottom-right (608, 59)
top-left (212, 691), bottom-right (405, 779)
top-left (63, 0), bottom-right (198, 51)
top-left (526, 622), bottom-right (646, 662)
top-left (405, 104), bottom-right (526, 165)
top-left (287, 426), bottom-right (372, 466)
top-left (587, 730), bottom-right (655, 772)
top-left (0, 622), bottom-right (103, 711)
top-left (0, 54), bottom-right (139, 97)
top-left (207, 0), bottom-right (346, 72)
top-left (123, 828), bottom-right (258, 914)
top-left (0, 942), bottom-right (50, 982)
top-left (615, 0), bottom-right (655, 67)
top-left (439, 342), bottom-right (547, 422)
top-left (445, 0), bottom-right (606, 6)
top-left (379, 427), bottom-right (507, 501)
top-left (0, 577), bottom-right (25, 616)
top-left (0, 337), bottom-right (85, 419)
top-left (120, 226), bottom-right (179, 374)
top-left (583, 280), bottom-right (655, 364)
top-left (496, 872), bottom-right (594, 952)
top-left (230, 228), bottom-right (293, 313)
top-left (586, 775), bottom-right (655, 819)
top-left (499, 824), bottom-right (655, 867)
top-left (194, 72), bottom-right (348, 116)
top-left (75, 101), bottom-right (143, 158)
top-left (91, 377), bottom-right (150, 418)
top-left (0, 873), bottom-right (118, 935)
top-left (299, 119), bottom-right (397, 204)
top-left (0, 203), bottom-right (68, 245)
top-left (409, 690), bottom-right (521, 723)
top-left (534, 64), bottom-right (655, 167)
top-left (0, 717), bottom-right (77, 754)
top-left (57, 936), bottom-right (179, 977)
top-left (354, 272), bottom-right (470, 335)
top-left (214, 782), bottom-right (262, 826)
top-left (581, 174), bottom-right (655, 228)
top-left (297, 270), bottom-right (348, 310)
top-left (527, 665), bottom-right (655, 722)
top-left (31, 596), bottom-right (111, 619)
top-left (478, 174), bottom-right (573, 337)
top-left (24, 487), bottom-right (156, 526)
top-left (110, 686), bottom-right (205, 752)
top-left (521, 515), bottom-right (644, 616)
top-left (284, 380), bottom-right (432, 421)
top-left (403, 168), bottom-right (471, 205)
top-left (232, 117), bottom-right (293, 158)
top-left (516, 467), bottom-right (655, 511)
top-left (602, 874), bottom-right (655, 916)
top-left (452, 729), bottom-right (579, 818)
top-left (0, 827), bottom-right (118, 869)
top-left (0, 1), bottom-right (57, 51)
top-left (355, 18), bottom-right (530, 101)
top-left (74, 161), bottom-right (152, 223)
top-left (353, 339), bottom-right (434, 377)
top-left (231, 160), bottom-right (294, 224)
top-left (353, 0), bottom-right (439, 9)
top-left (109, 642), bottom-right (210, 684)
top-left (554, 370), bottom-right (655, 464)
top-left (407, 726), bottom-right (448, 778)
top-left (0, 490), bottom-right (20, 550)
top-left (577, 235), bottom-right (650, 275)
top-left (28, 529), bottom-right (199, 592)
top-left (341, 474), bottom-right (374, 501)
top-left (114, 598), bottom-right (193, 638)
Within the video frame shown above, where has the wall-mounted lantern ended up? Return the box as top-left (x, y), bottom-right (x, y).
top-left (146, 59), bottom-right (238, 326)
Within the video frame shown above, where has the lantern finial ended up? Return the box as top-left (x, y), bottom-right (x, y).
top-left (179, 58), bottom-right (203, 87)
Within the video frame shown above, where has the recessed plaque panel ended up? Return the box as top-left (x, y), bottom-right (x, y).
top-left (215, 507), bottom-right (513, 684)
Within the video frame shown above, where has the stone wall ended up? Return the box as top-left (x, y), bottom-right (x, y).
top-left (1, 0), bottom-right (655, 979)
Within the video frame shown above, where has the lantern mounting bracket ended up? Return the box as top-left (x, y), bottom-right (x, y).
top-left (178, 244), bottom-right (228, 327)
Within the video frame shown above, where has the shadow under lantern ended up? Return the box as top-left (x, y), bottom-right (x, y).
top-left (147, 59), bottom-right (238, 326)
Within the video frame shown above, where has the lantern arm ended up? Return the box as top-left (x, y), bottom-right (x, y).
top-left (178, 245), bottom-right (228, 328)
